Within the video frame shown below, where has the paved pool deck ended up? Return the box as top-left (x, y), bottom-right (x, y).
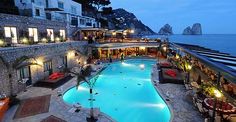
top-left (3, 64), bottom-right (115, 122)
top-left (3, 59), bottom-right (204, 122)
top-left (151, 63), bottom-right (204, 122)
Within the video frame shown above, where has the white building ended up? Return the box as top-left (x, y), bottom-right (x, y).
top-left (14, 0), bottom-right (98, 28)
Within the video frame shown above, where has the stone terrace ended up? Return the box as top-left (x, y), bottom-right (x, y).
top-left (151, 63), bottom-right (204, 122)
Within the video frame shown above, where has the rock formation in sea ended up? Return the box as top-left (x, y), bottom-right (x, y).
top-left (183, 23), bottom-right (202, 35)
top-left (192, 23), bottom-right (202, 35)
top-left (158, 24), bottom-right (173, 35)
top-left (183, 26), bottom-right (192, 35)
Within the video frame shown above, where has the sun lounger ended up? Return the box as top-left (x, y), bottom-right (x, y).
top-left (68, 108), bottom-right (77, 113)
top-left (68, 103), bottom-right (82, 113)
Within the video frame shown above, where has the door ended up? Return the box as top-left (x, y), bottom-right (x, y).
top-left (17, 66), bottom-right (32, 86)
top-left (63, 56), bottom-right (67, 68)
top-left (44, 61), bottom-right (53, 75)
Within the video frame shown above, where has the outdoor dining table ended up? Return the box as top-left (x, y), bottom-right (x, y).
top-left (203, 98), bottom-right (236, 114)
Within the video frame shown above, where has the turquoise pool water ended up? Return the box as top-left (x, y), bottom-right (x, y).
top-left (63, 59), bottom-right (171, 122)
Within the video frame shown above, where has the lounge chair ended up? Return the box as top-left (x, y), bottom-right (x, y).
top-left (68, 103), bottom-right (82, 113)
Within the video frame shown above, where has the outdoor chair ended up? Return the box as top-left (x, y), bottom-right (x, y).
top-left (197, 102), bottom-right (208, 114)
top-left (68, 103), bottom-right (82, 113)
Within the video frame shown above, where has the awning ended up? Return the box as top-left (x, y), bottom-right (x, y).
top-left (45, 8), bottom-right (63, 11)
top-left (80, 28), bottom-right (107, 31)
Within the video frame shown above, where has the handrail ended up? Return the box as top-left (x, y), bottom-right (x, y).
top-left (169, 42), bottom-right (236, 83)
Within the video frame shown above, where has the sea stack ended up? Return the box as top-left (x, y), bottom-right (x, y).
top-left (183, 23), bottom-right (202, 35)
top-left (158, 24), bottom-right (173, 35)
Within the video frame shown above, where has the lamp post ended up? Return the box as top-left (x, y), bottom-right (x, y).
top-left (185, 63), bottom-right (192, 83)
top-left (211, 72), bottom-right (222, 122)
top-left (211, 89), bottom-right (222, 122)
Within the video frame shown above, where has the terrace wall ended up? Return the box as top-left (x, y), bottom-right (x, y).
top-left (0, 41), bottom-right (88, 96)
top-left (0, 13), bottom-right (68, 43)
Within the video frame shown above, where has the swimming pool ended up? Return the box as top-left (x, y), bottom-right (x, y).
top-left (63, 59), bottom-right (171, 122)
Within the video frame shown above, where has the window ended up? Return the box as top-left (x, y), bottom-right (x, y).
top-left (71, 17), bottom-right (78, 26)
top-left (4, 27), bottom-right (17, 43)
top-left (47, 29), bottom-right (54, 41)
top-left (80, 19), bottom-right (85, 25)
top-left (35, 9), bottom-right (40, 16)
top-left (28, 28), bottom-right (38, 42)
top-left (58, 1), bottom-right (64, 9)
top-left (71, 6), bottom-right (77, 14)
top-left (43, 61), bottom-right (52, 72)
top-left (17, 66), bottom-right (30, 81)
top-left (59, 30), bottom-right (65, 39)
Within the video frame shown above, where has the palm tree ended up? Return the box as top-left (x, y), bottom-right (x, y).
top-left (70, 65), bottom-right (105, 122)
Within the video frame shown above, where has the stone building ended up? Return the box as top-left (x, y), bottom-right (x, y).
top-left (0, 13), bottom-right (67, 46)
top-left (0, 41), bottom-right (88, 96)
top-left (0, 13), bottom-right (89, 97)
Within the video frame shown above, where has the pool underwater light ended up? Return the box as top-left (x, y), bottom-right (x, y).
top-left (140, 64), bottom-right (145, 70)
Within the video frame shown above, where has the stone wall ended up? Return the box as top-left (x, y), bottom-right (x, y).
top-left (0, 41), bottom-right (88, 96)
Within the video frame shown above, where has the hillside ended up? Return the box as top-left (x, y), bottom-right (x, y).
top-left (101, 8), bottom-right (156, 35)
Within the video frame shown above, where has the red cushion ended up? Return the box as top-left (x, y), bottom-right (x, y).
top-left (49, 72), bottom-right (64, 80)
top-left (165, 69), bottom-right (177, 77)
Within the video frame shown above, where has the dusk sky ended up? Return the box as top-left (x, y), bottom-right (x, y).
top-left (110, 0), bottom-right (236, 34)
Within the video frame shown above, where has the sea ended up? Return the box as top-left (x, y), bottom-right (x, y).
top-left (146, 34), bottom-right (236, 56)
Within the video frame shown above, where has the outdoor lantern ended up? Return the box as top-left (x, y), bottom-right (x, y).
top-left (214, 89), bottom-right (222, 98)
top-left (36, 58), bottom-right (44, 66)
top-left (187, 64), bottom-right (192, 71)
top-left (112, 32), bottom-right (116, 36)
top-left (163, 46), bottom-right (167, 52)
top-left (176, 54), bottom-right (180, 59)
top-left (41, 38), bottom-right (48, 43)
top-left (55, 37), bottom-right (60, 42)
top-left (130, 29), bottom-right (135, 34)
top-left (68, 51), bottom-right (75, 58)
top-left (22, 38), bottom-right (28, 44)
top-left (0, 39), bottom-right (4, 46)
top-left (84, 61), bottom-right (87, 65)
